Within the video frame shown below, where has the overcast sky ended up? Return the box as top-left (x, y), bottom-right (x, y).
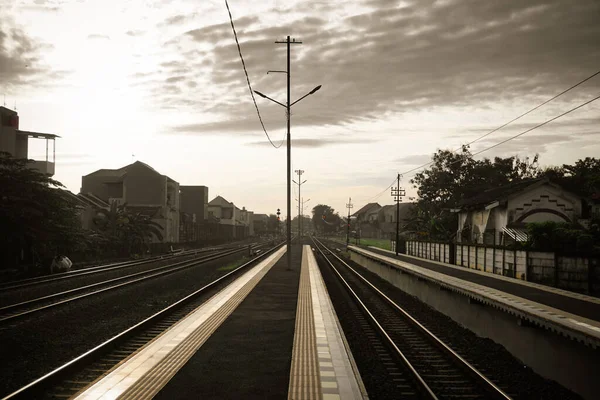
top-left (2, 0), bottom-right (599, 217)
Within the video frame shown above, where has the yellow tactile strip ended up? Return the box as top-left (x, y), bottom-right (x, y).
top-left (75, 246), bottom-right (286, 400)
top-left (288, 246), bottom-right (321, 400)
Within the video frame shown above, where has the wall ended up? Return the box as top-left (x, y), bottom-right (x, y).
top-left (402, 240), bottom-right (598, 294)
top-left (180, 186), bottom-right (209, 223)
top-left (14, 134), bottom-right (28, 158)
top-left (0, 109), bottom-right (17, 155)
top-left (509, 184), bottom-right (581, 223)
top-left (349, 250), bottom-right (600, 400)
top-left (124, 165), bottom-right (166, 206)
top-left (81, 175), bottom-right (113, 201)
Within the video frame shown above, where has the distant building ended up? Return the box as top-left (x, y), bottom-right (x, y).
top-left (377, 203), bottom-right (416, 239)
top-left (207, 196), bottom-right (254, 239)
top-left (352, 202), bottom-right (382, 238)
top-left (0, 106), bottom-right (59, 176)
top-left (456, 178), bottom-right (584, 245)
top-left (180, 186), bottom-right (209, 224)
top-left (81, 161), bottom-right (180, 242)
top-left (179, 186), bottom-right (209, 243)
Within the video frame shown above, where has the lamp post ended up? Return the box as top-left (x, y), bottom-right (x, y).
top-left (254, 50), bottom-right (321, 269)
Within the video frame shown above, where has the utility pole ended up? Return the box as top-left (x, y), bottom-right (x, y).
top-left (346, 197), bottom-right (353, 247)
top-left (281, 37), bottom-right (301, 269)
top-left (293, 169), bottom-right (306, 237)
top-left (254, 36), bottom-right (321, 269)
top-left (391, 174), bottom-right (406, 255)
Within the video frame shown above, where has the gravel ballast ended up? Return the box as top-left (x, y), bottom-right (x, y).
top-left (321, 244), bottom-right (581, 400)
top-left (0, 251), bottom-right (247, 397)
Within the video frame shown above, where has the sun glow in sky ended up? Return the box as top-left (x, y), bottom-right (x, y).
top-left (2, 0), bottom-right (599, 217)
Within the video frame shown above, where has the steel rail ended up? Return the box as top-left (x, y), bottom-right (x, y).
top-left (0, 245), bottom-right (260, 324)
top-left (3, 241), bottom-right (285, 400)
top-left (312, 236), bottom-right (511, 400)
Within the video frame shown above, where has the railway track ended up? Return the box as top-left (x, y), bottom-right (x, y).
top-left (3, 241), bottom-right (284, 400)
top-left (0, 244), bottom-right (264, 324)
top-left (311, 236), bottom-right (511, 400)
top-left (0, 246), bottom-right (231, 292)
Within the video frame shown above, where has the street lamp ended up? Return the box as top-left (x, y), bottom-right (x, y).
top-left (254, 80), bottom-right (321, 268)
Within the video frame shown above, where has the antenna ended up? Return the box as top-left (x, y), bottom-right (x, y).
top-left (14, 99), bottom-right (17, 111)
top-left (2, 94), bottom-right (5, 107)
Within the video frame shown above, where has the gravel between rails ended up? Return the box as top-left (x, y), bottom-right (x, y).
top-left (315, 249), bottom-right (408, 399)
top-left (323, 245), bottom-right (581, 400)
top-left (0, 251), bottom-right (219, 307)
top-left (0, 251), bottom-right (246, 398)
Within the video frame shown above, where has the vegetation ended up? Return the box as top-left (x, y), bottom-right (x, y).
top-left (0, 152), bottom-right (87, 269)
top-left (358, 238), bottom-right (392, 251)
top-left (407, 146), bottom-right (539, 240)
top-left (92, 201), bottom-right (164, 256)
top-left (311, 204), bottom-right (342, 234)
top-left (406, 147), bottom-right (600, 252)
top-left (0, 152), bottom-right (166, 271)
top-left (217, 256), bottom-right (249, 272)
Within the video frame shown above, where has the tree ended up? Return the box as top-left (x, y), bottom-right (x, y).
top-left (312, 204), bottom-right (341, 234)
top-left (266, 214), bottom-right (280, 234)
top-left (0, 152), bottom-right (86, 268)
top-left (93, 202), bottom-right (164, 256)
top-left (409, 146), bottom-right (540, 239)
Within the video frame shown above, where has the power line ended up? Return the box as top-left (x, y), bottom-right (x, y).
top-left (465, 69), bottom-right (600, 147)
top-left (397, 69), bottom-right (600, 178)
top-left (224, 0), bottom-right (284, 149)
top-left (362, 92), bottom-right (600, 204)
top-left (472, 93), bottom-right (600, 157)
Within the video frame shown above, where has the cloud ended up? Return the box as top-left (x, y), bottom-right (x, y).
top-left (163, 0), bottom-right (600, 136)
top-left (0, 17), bottom-right (68, 90)
top-left (125, 30), bottom-right (145, 37)
top-left (87, 34), bottom-right (110, 40)
top-left (247, 137), bottom-right (378, 148)
top-left (395, 154), bottom-right (433, 165)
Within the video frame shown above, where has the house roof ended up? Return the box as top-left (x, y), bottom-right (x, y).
top-left (209, 195), bottom-right (233, 207)
top-left (78, 192), bottom-right (110, 208)
top-left (352, 202), bottom-right (381, 216)
top-left (459, 178), bottom-right (574, 208)
top-left (459, 178), bottom-right (546, 209)
top-left (378, 203), bottom-right (415, 218)
top-left (17, 130), bottom-right (60, 139)
top-left (84, 161), bottom-right (176, 182)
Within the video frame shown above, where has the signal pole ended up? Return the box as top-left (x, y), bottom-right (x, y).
top-left (276, 208), bottom-right (281, 237)
top-left (293, 169), bottom-right (306, 237)
top-left (391, 174), bottom-right (406, 255)
top-left (346, 197), bottom-right (353, 247)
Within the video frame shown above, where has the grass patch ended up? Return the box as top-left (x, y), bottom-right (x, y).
top-left (358, 238), bottom-right (392, 251)
top-left (217, 257), bottom-right (249, 272)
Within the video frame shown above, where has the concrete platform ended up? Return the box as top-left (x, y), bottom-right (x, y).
top-left (350, 245), bottom-right (600, 347)
top-left (288, 245), bottom-right (367, 400)
top-left (348, 245), bottom-right (600, 400)
top-left (72, 243), bottom-right (366, 400)
top-left (74, 246), bottom-right (286, 400)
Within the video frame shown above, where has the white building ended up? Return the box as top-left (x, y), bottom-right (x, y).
top-left (457, 179), bottom-right (583, 244)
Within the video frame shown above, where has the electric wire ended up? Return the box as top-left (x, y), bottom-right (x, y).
top-left (224, 0), bottom-right (284, 148)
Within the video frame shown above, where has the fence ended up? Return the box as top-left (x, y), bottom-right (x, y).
top-left (394, 239), bottom-right (599, 295)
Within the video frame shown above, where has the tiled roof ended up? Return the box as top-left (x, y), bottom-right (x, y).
top-left (458, 178), bottom-right (545, 208)
top-left (352, 202), bottom-right (381, 216)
